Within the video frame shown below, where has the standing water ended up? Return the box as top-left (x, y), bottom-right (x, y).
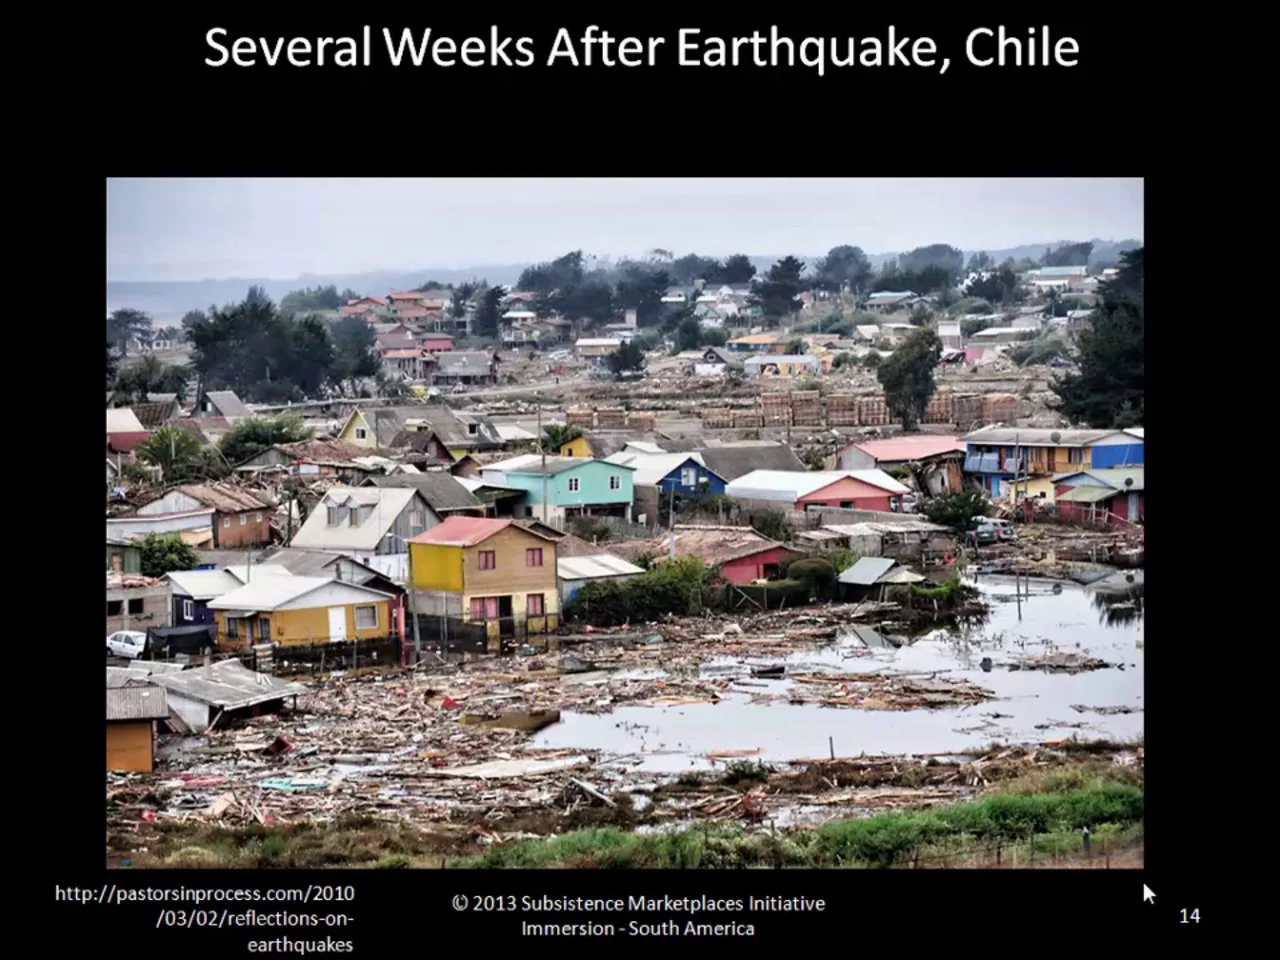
top-left (533, 574), bottom-right (1144, 772)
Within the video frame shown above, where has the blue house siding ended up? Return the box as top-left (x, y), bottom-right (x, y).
top-left (1092, 442), bottom-right (1144, 468)
top-left (655, 460), bottom-right (728, 499)
top-left (171, 596), bottom-right (215, 627)
top-left (505, 460), bottom-right (635, 508)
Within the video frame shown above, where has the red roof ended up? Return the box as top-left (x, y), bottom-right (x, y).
top-left (347, 296), bottom-right (388, 306)
top-left (843, 435), bottom-right (966, 463)
top-left (410, 517), bottom-right (513, 546)
top-left (394, 305), bottom-right (432, 318)
top-left (388, 291), bottom-right (424, 301)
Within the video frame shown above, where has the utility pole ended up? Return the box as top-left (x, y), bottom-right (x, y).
top-left (407, 542), bottom-right (422, 664)
top-left (537, 394), bottom-right (549, 524)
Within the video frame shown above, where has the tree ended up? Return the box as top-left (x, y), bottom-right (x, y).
top-left (217, 414), bottom-right (312, 466)
top-left (115, 354), bottom-right (192, 403)
top-left (676, 316), bottom-right (704, 352)
top-left (451, 281), bottom-right (478, 318)
top-left (1042, 241), bottom-right (1094, 268)
top-left (138, 533), bottom-right (200, 578)
top-left (106, 342), bottom-right (118, 391)
top-left (330, 316), bottom-right (380, 393)
top-left (752, 256), bottom-right (805, 326)
top-left (279, 284), bottom-right (347, 316)
top-left (615, 261), bottom-right (671, 327)
top-left (813, 245), bottom-right (873, 294)
top-left (965, 252), bottom-right (994, 274)
top-left (552, 280), bottom-right (615, 327)
top-left (961, 316), bottom-right (994, 337)
top-left (473, 285), bottom-right (506, 339)
top-left (135, 425), bottom-right (206, 482)
top-left (107, 308), bottom-right (152, 358)
top-left (1050, 248), bottom-right (1143, 427)
top-left (785, 338), bottom-right (806, 354)
top-left (518, 250), bottom-right (585, 292)
top-left (670, 254), bottom-right (721, 284)
top-left (719, 254), bottom-right (757, 285)
top-left (920, 489), bottom-right (992, 531)
top-left (965, 265), bottom-right (1021, 305)
top-left (877, 327), bottom-right (943, 430)
top-left (608, 339), bottom-right (646, 377)
top-left (749, 509), bottom-right (790, 542)
top-left (1008, 335), bottom-right (1069, 367)
top-left (541, 423), bottom-right (583, 452)
top-left (898, 244), bottom-right (965, 284)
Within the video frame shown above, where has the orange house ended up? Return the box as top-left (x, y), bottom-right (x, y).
top-left (799, 475), bottom-right (904, 513)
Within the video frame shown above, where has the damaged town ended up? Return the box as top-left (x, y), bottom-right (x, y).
top-left (105, 184), bottom-right (1144, 870)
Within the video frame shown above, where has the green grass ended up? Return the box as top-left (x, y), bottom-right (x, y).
top-left (454, 783), bottom-right (1143, 869)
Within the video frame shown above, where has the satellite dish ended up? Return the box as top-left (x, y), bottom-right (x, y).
top-left (1124, 477), bottom-right (1134, 487)
top-left (1050, 431), bottom-right (1062, 444)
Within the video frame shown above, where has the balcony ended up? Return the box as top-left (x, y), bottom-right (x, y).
top-left (964, 452), bottom-right (1001, 473)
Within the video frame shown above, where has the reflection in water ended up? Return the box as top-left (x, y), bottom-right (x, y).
top-left (1090, 571), bottom-right (1145, 626)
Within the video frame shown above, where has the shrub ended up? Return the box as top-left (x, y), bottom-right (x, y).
top-left (920, 489), bottom-right (992, 531)
top-left (786, 557), bottom-right (838, 599)
top-left (749, 509), bottom-right (790, 542)
top-left (572, 556), bottom-right (718, 626)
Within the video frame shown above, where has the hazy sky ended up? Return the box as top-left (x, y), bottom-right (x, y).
top-left (107, 178), bottom-right (1143, 282)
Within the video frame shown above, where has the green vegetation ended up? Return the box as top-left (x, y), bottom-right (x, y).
top-left (753, 256), bottom-right (807, 327)
top-left (134, 425), bottom-right (208, 482)
top-left (920, 489), bottom-right (992, 531)
top-left (950, 297), bottom-right (993, 316)
top-left (823, 547), bottom-right (860, 573)
top-left (216, 415), bottom-right (312, 466)
top-left (1051, 248), bottom-right (1144, 428)
top-left (1008, 335), bottom-right (1069, 367)
top-left (571, 557), bottom-right (719, 626)
top-left (785, 557), bottom-right (838, 599)
top-left (458, 782), bottom-right (1142, 869)
top-left (748, 508), bottom-right (790, 542)
top-left (721, 760), bottom-right (774, 785)
top-left (876, 327), bottom-right (942, 430)
top-left (608, 339), bottom-right (646, 377)
top-left (961, 316), bottom-right (994, 337)
top-left (886, 573), bottom-right (979, 611)
top-left (540, 423), bottom-right (582, 453)
top-left (138, 532), bottom-right (199, 578)
top-left (113, 354), bottom-right (191, 404)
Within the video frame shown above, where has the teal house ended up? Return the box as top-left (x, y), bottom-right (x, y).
top-left (480, 456), bottom-right (635, 525)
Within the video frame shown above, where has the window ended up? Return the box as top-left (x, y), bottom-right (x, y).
top-left (1069, 448), bottom-right (1085, 463)
top-left (467, 423), bottom-right (478, 435)
top-left (609, 475), bottom-right (621, 491)
top-left (327, 506), bottom-right (341, 525)
top-left (182, 599), bottom-right (194, 620)
top-left (527, 593), bottom-right (545, 616)
top-left (226, 617), bottom-right (238, 640)
top-left (223, 516), bottom-right (231, 528)
top-left (240, 513), bottom-right (247, 525)
top-left (355, 428), bottom-right (368, 440)
top-left (478, 550), bottom-right (496, 570)
top-left (106, 600), bottom-right (123, 616)
top-left (255, 512), bottom-right (263, 523)
top-left (110, 554), bottom-right (123, 573)
top-left (349, 507), bottom-right (361, 526)
top-left (257, 618), bottom-right (271, 641)
top-left (127, 598), bottom-right (144, 615)
top-left (568, 477), bottom-right (581, 493)
top-left (409, 510), bottom-right (425, 529)
top-left (354, 604), bottom-right (379, 630)
top-left (470, 597), bottom-right (500, 621)
top-left (526, 548), bottom-right (543, 567)
top-left (680, 468), bottom-right (697, 486)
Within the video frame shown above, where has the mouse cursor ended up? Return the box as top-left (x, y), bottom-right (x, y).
top-left (1143, 885), bottom-right (1156, 904)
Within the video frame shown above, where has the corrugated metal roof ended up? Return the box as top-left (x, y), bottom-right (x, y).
top-left (205, 391), bottom-right (253, 418)
top-left (610, 525), bottom-right (794, 568)
top-left (962, 426), bottom-right (1120, 447)
top-left (604, 452), bottom-right (715, 487)
top-left (146, 660), bottom-right (306, 709)
top-left (1057, 486), bottom-right (1120, 504)
top-left (106, 408), bottom-right (146, 434)
top-left (1053, 468), bottom-right (1144, 491)
top-left (166, 569), bottom-right (243, 600)
top-left (843, 435), bottom-right (966, 463)
top-left (107, 684), bottom-right (169, 721)
top-left (178, 482), bottom-right (272, 512)
top-left (410, 516), bottom-right (513, 546)
top-left (558, 554), bottom-right (645, 580)
top-left (838, 557), bottom-right (899, 585)
top-left (290, 487), bottom-right (421, 552)
top-left (726, 469), bottom-right (909, 501)
top-left (207, 575), bottom-right (390, 612)
top-left (823, 520), bottom-right (949, 535)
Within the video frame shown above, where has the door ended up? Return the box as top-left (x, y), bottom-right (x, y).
top-left (328, 607), bottom-right (348, 643)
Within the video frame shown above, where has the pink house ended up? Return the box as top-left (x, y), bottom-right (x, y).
top-left (422, 334), bottom-right (455, 353)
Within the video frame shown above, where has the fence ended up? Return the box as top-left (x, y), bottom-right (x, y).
top-left (406, 613), bottom-right (559, 660)
top-left (224, 636), bottom-right (403, 677)
top-left (884, 830), bottom-right (1142, 870)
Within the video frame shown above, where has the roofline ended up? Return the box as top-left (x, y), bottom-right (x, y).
top-left (209, 578), bottom-right (395, 611)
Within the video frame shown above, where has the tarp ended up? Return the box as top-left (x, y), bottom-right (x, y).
top-left (146, 623), bottom-right (215, 658)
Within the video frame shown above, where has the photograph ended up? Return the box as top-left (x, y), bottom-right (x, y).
top-left (105, 176), bottom-right (1145, 870)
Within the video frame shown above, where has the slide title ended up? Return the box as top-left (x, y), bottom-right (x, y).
top-left (204, 26), bottom-right (1081, 76)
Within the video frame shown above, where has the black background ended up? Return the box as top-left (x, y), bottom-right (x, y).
top-left (46, 6), bottom-right (1227, 950)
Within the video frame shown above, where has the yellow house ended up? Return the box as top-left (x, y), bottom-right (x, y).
top-left (207, 575), bottom-right (394, 648)
top-left (559, 435), bottom-right (593, 458)
top-left (409, 516), bottom-right (560, 651)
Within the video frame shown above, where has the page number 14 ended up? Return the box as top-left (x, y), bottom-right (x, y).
top-left (1179, 908), bottom-right (1201, 924)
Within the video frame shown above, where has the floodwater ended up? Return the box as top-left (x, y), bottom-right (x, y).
top-left (533, 574), bottom-right (1145, 772)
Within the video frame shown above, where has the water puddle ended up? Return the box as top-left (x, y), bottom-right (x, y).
top-left (533, 574), bottom-right (1144, 770)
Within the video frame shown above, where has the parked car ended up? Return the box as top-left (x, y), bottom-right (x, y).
top-left (979, 518), bottom-right (1017, 541)
top-left (106, 630), bottom-right (148, 659)
top-left (968, 527), bottom-right (998, 547)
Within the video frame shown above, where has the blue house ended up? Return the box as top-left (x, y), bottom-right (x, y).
top-left (606, 452), bottom-right (728, 499)
top-left (164, 568), bottom-right (245, 627)
top-left (962, 426), bottom-right (1143, 499)
top-left (1090, 428), bottom-right (1144, 468)
top-left (481, 456), bottom-right (635, 526)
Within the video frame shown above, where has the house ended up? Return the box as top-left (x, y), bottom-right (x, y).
top-left (144, 660), bottom-right (307, 733)
top-left (107, 537), bottom-right (142, 574)
top-left (337, 406), bottom-right (427, 449)
top-left (798, 519), bottom-right (955, 563)
top-left (168, 416), bottom-right (233, 447)
top-left (290, 486), bottom-right (438, 558)
top-left (165, 567), bottom-right (246, 627)
top-left (937, 321), bottom-right (963, 350)
top-left (837, 557), bottom-right (926, 601)
top-left (455, 476), bottom-right (528, 517)
top-left (128, 483), bottom-right (273, 549)
top-left (193, 390), bottom-right (252, 420)
top-left (575, 338), bottom-right (622, 359)
top-left (381, 348), bottom-right (429, 381)
top-left (727, 333), bottom-right (779, 353)
top-left (106, 676), bottom-right (169, 773)
top-left (107, 571), bottom-right (171, 635)
top-left (962, 426), bottom-right (1144, 501)
top-left (696, 442), bottom-right (807, 481)
top-left (361, 472), bottom-right (487, 517)
top-left (605, 451), bottom-right (728, 498)
top-left (557, 432), bottom-right (675, 459)
top-left (1053, 468), bottom-right (1145, 526)
top-left (207, 574), bottom-right (394, 648)
top-left (235, 439), bottom-right (394, 482)
top-left (558, 554), bottom-right (645, 607)
top-left (408, 517), bottom-right (561, 647)
top-left (129, 399), bottom-right (182, 430)
top-left (864, 291), bottom-right (918, 313)
top-left (1027, 265), bottom-right (1088, 292)
top-left (480, 456), bottom-right (635, 524)
top-left (422, 333), bottom-right (454, 353)
top-left (835, 436), bottom-right (967, 496)
top-left (744, 354), bottom-right (822, 379)
top-left (432, 351), bottom-right (499, 386)
top-left (614, 525), bottom-right (801, 586)
top-left (725, 469), bottom-right (910, 512)
top-left (339, 295), bottom-right (390, 317)
top-left (107, 407), bottom-right (149, 454)
top-left (969, 326), bottom-right (1037, 346)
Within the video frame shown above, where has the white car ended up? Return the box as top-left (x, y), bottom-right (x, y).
top-left (106, 630), bottom-right (147, 659)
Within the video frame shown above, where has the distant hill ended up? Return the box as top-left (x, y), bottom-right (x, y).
top-left (107, 239), bottom-right (1142, 322)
